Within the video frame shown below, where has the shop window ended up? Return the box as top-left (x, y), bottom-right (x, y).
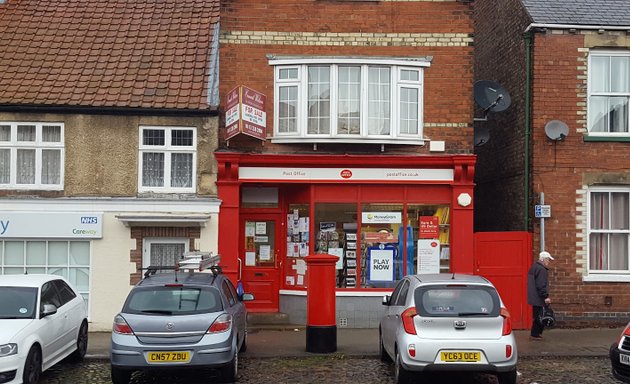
top-left (314, 203), bottom-right (357, 288)
top-left (285, 204), bottom-right (310, 288)
top-left (360, 204), bottom-right (403, 288)
top-left (1, 240), bottom-right (91, 309)
top-left (408, 204), bottom-right (450, 274)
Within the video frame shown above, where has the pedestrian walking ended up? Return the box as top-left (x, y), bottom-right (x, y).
top-left (527, 251), bottom-right (554, 340)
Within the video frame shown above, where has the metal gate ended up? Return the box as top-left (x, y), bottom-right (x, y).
top-left (473, 231), bottom-right (532, 330)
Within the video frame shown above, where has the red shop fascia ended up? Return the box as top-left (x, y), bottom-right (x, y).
top-left (216, 151), bottom-right (475, 300)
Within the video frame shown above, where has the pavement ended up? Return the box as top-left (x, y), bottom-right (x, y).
top-left (86, 326), bottom-right (624, 360)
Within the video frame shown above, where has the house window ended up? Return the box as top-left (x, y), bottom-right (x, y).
top-left (138, 126), bottom-right (196, 193)
top-left (142, 238), bottom-right (188, 269)
top-left (588, 51), bottom-right (630, 135)
top-left (270, 57), bottom-right (428, 145)
top-left (588, 189), bottom-right (630, 274)
top-left (0, 122), bottom-right (64, 190)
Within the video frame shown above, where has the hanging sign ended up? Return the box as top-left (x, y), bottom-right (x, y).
top-left (225, 85), bottom-right (266, 141)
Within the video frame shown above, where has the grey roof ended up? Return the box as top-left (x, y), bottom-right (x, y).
top-left (522, 0), bottom-right (630, 27)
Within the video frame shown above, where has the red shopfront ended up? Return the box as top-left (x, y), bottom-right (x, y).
top-left (216, 152), bottom-right (475, 316)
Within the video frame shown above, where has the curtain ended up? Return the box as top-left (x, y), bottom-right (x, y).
top-left (142, 152), bottom-right (164, 187)
top-left (151, 243), bottom-right (186, 268)
top-left (367, 67), bottom-right (391, 135)
top-left (171, 153), bottom-right (192, 188)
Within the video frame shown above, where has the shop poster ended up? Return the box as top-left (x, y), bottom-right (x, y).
top-left (417, 239), bottom-right (440, 273)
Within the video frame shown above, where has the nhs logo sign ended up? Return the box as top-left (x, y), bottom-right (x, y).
top-left (80, 216), bottom-right (99, 224)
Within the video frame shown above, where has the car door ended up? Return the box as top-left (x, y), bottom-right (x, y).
top-left (53, 280), bottom-right (84, 350)
top-left (381, 279), bottom-right (410, 357)
top-left (38, 281), bottom-right (66, 367)
top-left (221, 280), bottom-right (246, 346)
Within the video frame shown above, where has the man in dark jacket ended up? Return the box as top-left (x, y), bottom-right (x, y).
top-left (527, 251), bottom-right (554, 339)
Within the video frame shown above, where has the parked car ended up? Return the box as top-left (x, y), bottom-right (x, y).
top-left (610, 321), bottom-right (630, 383)
top-left (0, 274), bottom-right (89, 384)
top-left (379, 273), bottom-right (517, 384)
top-left (110, 254), bottom-right (254, 384)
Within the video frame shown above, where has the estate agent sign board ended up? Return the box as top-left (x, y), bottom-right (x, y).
top-left (225, 85), bottom-right (267, 141)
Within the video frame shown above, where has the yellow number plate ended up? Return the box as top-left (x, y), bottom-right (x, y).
top-left (147, 351), bottom-right (190, 363)
top-left (440, 351), bottom-right (480, 362)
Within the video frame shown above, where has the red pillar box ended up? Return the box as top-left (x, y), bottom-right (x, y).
top-left (305, 253), bottom-right (339, 353)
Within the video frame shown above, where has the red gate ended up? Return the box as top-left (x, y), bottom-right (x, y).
top-left (473, 232), bottom-right (532, 330)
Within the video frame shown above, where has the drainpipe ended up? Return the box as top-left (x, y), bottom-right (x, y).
top-left (523, 31), bottom-right (533, 231)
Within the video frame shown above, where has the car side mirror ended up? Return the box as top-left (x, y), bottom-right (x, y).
top-left (382, 295), bottom-right (391, 306)
top-left (41, 304), bottom-right (58, 318)
top-left (240, 293), bottom-right (255, 302)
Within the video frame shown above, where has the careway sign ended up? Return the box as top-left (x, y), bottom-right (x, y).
top-left (225, 85), bottom-right (266, 141)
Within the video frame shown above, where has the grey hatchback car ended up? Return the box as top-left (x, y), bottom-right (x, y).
top-left (110, 255), bottom-right (253, 384)
top-left (379, 273), bottom-right (517, 384)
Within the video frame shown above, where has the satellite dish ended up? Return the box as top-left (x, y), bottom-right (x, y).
top-left (474, 80), bottom-right (512, 113)
top-left (474, 126), bottom-right (490, 147)
top-left (544, 120), bottom-right (569, 141)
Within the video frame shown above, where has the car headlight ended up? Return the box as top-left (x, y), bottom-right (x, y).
top-left (0, 343), bottom-right (17, 357)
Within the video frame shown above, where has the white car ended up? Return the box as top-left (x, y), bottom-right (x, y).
top-left (0, 274), bottom-right (88, 384)
top-left (379, 273), bottom-right (518, 384)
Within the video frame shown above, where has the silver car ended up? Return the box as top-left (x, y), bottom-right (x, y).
top-left (379, 273), bottom-right (518, 384)
top-left (110, 261), bottom-right (253, 384)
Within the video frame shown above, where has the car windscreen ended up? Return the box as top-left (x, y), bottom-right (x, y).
top-left (414, 284), bottom-right (500, 317)
top-left (123, 286), bottom-right (224, 315)
top-left (0, 286), bottom-right (38, 319)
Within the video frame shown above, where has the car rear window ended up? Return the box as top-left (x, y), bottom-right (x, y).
top-left (414, 285), bottom-right (500, 317)
top-left (0, 286), bottom-right (37, 319)
top-left (124, 286), bottom-right (223, 315)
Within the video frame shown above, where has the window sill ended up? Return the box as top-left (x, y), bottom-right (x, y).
top-left (582, 274), bottom-right (630, 283)
top-left (583, 135), bottom-right (630, 142)
top-left (270, 137), bottom-right (426, 146)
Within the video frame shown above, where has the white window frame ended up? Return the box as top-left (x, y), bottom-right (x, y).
top-left (584, 186), bottom-right (630, 282)
top-left (0, 122), bottom-right (64, 190)
top-left (269, 57), bottom-right (429, 145)
top-left (138, 126), bottom-right (197, 193)
top-left (142, 238), bottom-right (189, 269)
top-left (587, 50), bottom-right (630, 137)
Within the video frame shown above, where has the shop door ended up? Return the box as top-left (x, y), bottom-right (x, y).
top-left (240, 215), bottom-right (282, 312)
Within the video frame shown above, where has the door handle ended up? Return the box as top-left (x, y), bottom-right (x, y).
top-left (238, 257), bottom-right (243, 281)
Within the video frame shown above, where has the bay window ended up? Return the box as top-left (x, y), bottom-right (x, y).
top-left (270, 56), bottom-right (429, 144)
top-left (588, 51), bottom-right (630, 135)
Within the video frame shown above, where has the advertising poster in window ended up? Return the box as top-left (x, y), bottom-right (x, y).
top-left (419, 216), bottom-right (439, 239)
top-left (368, 247), bottom-right (394, 282)
top-left (417, 239), bottom-right (440, 274)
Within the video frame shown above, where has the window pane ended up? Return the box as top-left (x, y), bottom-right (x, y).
top-left (68, 267), bottom-right (90, 291)
top-left (16, 149), bottom-right (35, 184)
top-left (279, 68), bottom-right (298, 80)
top-left (42, 125), bottom-right (61, 143)
top-left (609, 97), bottom-right (629, 133)
top-left (17, 125), bottom-right (35, 142)
top-left (611, 192), bottom-right (629, 230)
top-left (338, 66), bottom-right (361, 135)
top-left (368, 67), bottom-right (391, 135)
top-left (150, 243), bottom-right (186, 267)
top-left (591, 56), bottom-right (609, 93)
top-left (142, 152), bottom-right (164, 187)
top-left (589, 96), bottom-right (608, 132)
top-left (400, 87), bottom-right (419, 134)
top-left (26, 241), bottom-right (46, 265)
top-left (70, 241), bottom-right (90, 265)
top-left (0, 125), bottom-right (10, 141)
top-left (591, 192), bottom-right (609, 229)
top-left (589, 232), bottom-right (608, 270)
top-left (307, 66), bottom-right (331, 134)
top-left (143, 129), bottom-right (165, 146)
top-left (0, 149), bottom-right (9, 184)
top-left (49, 241), bottom-right (68, 265)
top-left (41, 149), bottom-right (61, 184)
top-left (408, 205), bottom-right (450, 274)
top-left (279, 86), bottom-right (298, 133)
top-left (610, 234), bottom-right (629, 270)
top-left (401, 69), bottom-right (419, 82)
top-left (171, 153), bottom-right (193, 188)
top-left (361, 203), bottom-right (402, 288)
top-left (611, 56), bottom-right (630, 93)
top-left (171, 129), bottom-right (193, 147)
top-left (5, 241), bottom-right (24, 265)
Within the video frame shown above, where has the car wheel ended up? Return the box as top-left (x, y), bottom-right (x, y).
top-left (239, 330), bottom-right (248, 353)
top-left (69, 321), bottom-right (89, 362)
top-left (219, 349), bottom-right (238, 383)
top-left (22, 346), bottom-right (42, 384)
top-left (379, 331), bottom-right (391, 362)
top-left (394, 348), bottom-right (413, 384)
top-left (497, 368), bottom-right (517, 384)
top-left (111, 366), bottom-right (132, 384)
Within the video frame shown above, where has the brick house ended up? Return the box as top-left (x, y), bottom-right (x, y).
top-left (474, 0), bottom-right (630, 326)
top-left (216, 0), bottom-right (478, 327)
top-left (0, 0), bottom-right (221, 330)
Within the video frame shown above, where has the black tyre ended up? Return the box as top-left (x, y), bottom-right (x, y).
top-left (111, 366), bottom-right (132, 384)
top-left (69, 321), bottom-right (88, 362)
top-left (219, 350), bottom-right (238, 383)
top-left (239, 331), bottom-right (248, 353)
top-left (379, 331), bottom-right (391, 362)
top-left (497, 368), bottom-right (518, 384)
top-left (394, 348), bottom-right (413, 384)
top-left (22, 346), bottom-right (42, 384)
